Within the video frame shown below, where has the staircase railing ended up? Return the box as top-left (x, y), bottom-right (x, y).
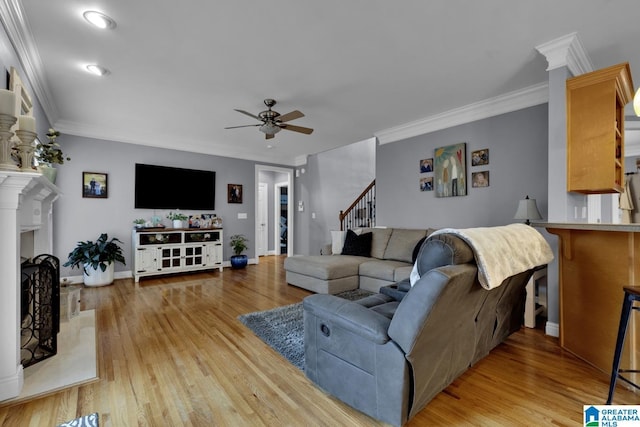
top-left (339, 180), bottom-right (375, 231)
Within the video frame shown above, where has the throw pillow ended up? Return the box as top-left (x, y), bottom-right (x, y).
top-left (330, 230), bottom-right (347, 254)
top-left (341, 229), bottom-right (372, 257)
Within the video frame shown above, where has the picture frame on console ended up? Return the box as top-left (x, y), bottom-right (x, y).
top-left (228, 184), bottom-right (242, 204)
top-left (82, 172), bottom-right (108, 198)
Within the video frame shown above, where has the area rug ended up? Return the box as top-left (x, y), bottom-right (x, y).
top-left (56, 412), bottom-right (99, 427)
top-left (238, 289), bottom-right (373, 370)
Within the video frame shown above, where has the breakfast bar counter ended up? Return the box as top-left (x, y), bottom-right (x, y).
top-left (533, 222), bottom-right (640, 376)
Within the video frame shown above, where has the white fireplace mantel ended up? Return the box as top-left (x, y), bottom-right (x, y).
top-left (0, 170), bottom-right (59, 401)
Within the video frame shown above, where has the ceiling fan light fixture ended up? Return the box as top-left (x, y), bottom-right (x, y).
top-left (86, 64), bottom-right (110, 76)
top-left (83, 11), bottom-right (117, 29)
top-left (259, 122), bottom-right (281, 135)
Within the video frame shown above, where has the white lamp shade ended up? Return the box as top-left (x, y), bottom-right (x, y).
top-left (634, 87), bottom-right (640, 117)
top-left (514, 196), bottom-right (542, 223)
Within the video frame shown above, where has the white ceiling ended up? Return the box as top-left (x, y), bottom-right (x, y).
top-left (3, 0), bottom-right (640, 165)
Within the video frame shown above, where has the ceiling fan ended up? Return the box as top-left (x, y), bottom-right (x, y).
top-left (225, 99), bottom-right (314, 139)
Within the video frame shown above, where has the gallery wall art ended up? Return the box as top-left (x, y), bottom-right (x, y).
top-left (434, 143), bottom-right (466, 197)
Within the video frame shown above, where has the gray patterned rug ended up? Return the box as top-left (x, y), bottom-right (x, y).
top-left (238, 289), bottom-right (373, 370)
top-left (57, 412), bottom-right (99, 427)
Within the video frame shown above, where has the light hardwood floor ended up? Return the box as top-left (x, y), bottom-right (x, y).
top-left (0, 255), bottom-right (638, 426)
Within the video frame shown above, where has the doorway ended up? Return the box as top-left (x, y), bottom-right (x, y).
top-left (255, 165), bottom-right (294, 261)
top-left (275, 182), bottom-right (288, 254)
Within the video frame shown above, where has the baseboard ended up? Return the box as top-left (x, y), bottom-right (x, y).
top-left (62, 270), bottom-right (133, 285)
top-left (0, 365), bottom-right (23, 402)
top-left (545, 321), bottom-right (559, 337)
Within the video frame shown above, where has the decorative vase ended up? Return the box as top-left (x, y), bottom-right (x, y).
top-left (230, 254), bottom-right (248, 269)
top-left (83, 262), bottom-right (115, 287)
top-left (172, 219), bottom-right (183, 228)
top-left (40, 165), bottom-right (57, 184)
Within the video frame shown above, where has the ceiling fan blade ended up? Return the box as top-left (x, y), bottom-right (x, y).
top-left (224, 124), bottom-right (260, 129)
top-left (281, 124), bottom-right (314, 135)
top-left (234, 109), bottom-right (261, 120)
top-left (265, 133), bottom-right (275, 140)
top-left (278, 110), bottom-right (304, 123)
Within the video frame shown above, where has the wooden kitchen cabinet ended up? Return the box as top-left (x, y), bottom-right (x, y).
top-left (566, 62), bottom-right (634, 194)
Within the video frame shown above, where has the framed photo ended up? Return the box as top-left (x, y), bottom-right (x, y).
top-left (420, 177), bottom-right (433, 191)
top-left (434, 142), bottom-right (466, 197)
top-left (471, 149), bottom-right (489, 166)
top-left (472, 171), bottom-right (490, 188)
top-left (82, 172), bottom-right (108, 198)
top-left (420, 158), bottom-right (433, 173)
top-left (228, 184), bottom-right (243, 203)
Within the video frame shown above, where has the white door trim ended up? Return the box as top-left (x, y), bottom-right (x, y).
top-left (255, 165), bottom-right (294, 262)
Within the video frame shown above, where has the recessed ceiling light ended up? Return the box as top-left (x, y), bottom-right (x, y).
top-left (86, 64), bottom-right (110, 76)
top-left (83, 11), bottom-right (117, 29)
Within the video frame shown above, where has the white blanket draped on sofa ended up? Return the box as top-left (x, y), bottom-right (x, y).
top-left (430, 223), bottom-right (554, 290)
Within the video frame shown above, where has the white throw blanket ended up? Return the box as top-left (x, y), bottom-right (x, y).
top-left (430, 223), bottom-right (554, 290)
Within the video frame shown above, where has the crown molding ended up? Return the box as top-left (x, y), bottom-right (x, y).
top-left (0, 0), bottom-right (58, 124)
top-left (535, 32), bottom-right (593, 76)
top-left (375, 82), bottom-right (549, 145)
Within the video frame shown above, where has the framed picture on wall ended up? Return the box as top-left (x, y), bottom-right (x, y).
top-left (420, 176), bottom-right (433, 191)
top-left (420, 158), bottom-right (433, 173)
top-left (228, 184), bottom-right (243, 203)
top-left (434, 142), bottom-right (466, 197)
top-left (472, 171), bottom-right (490, 188)
top-left (471, 149), bottom-right (489, 166)
top-left (82, 172), bottom-right (108, 198)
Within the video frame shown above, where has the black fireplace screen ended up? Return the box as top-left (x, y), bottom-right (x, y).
top-left (20, 254), bottom-right (60, 368)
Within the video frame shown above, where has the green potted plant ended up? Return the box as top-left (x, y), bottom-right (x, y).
top-left (63, 233), bottom-right (126, 286)
top-left (229, 234), bottom-right (249, 269)
top-left (167, 211), bottom-right (189, 228)
top-left (35, 128), bottom-right (70, 184)
top-left (133, 218), bottom-right (146, 228)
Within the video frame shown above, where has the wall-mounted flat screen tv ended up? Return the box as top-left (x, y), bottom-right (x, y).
top-left (134, 163), bottom-right (215, 210)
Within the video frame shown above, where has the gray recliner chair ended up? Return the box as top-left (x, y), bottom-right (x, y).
top-left (303, 232), bottom-right (535, 426)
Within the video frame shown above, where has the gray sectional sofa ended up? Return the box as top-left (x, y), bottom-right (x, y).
top-left (284, 227), bottom-right (434, 294)
top-left (302, 231), bottom-right (542, 426)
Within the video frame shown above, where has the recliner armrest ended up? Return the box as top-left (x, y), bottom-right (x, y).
top-left (303, 294), bottom-right (392, 344)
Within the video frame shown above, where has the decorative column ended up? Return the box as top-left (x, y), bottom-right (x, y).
top-left (535, 32), bottom-right (594, 338)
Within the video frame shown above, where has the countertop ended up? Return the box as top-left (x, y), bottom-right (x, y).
top-left (530, 221), bottom-right (640, 232)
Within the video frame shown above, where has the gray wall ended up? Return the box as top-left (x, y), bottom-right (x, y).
top-left (294, 138), bottom-right (376, 255)
top-left (53, 134), bottom-right (279, 276)
top-left (376, 104), bottom-right (549, 228)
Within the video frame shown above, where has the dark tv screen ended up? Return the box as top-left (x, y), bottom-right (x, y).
top-left (135, 163), bottom-right (215, 210)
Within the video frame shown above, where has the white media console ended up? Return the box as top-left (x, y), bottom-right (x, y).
top-left (132, 228), bottom-right (223, 282)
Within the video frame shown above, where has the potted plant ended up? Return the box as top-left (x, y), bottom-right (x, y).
top-left (63, 233), bottom-right (126, 286)
top-left (167, 211), bottom-right (188, 228)
top-left (229, 234), bottom-right (249, 269)
top-left (133, 218), bottom-right (146, 228)
top-left (35, 128), bottom-right (70, 184)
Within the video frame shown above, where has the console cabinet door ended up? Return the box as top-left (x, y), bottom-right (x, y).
top-left (135, 247), bottom-right (158, 273)
top-left (206, 243), bottom-right (222, 266)
top-left (184, 245), bottom-right (206, 268)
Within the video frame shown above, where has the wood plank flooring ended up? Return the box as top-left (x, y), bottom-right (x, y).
top-left (0, 255), bottom-right (638, 426)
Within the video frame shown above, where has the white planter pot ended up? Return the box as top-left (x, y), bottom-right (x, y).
top-left (83, 262), bottom-right (115, 287)
top-left (173, 219), bottom-right (183, 228)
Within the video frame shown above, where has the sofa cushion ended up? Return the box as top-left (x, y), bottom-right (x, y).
top-left (342, 230), bottom-right (372, 257)
top-left (383, 229), bottom-right (428, 263)
top-left (284, 255), bottom-right (367, 280)
top-left (359, 259), bottom-right (412, 282)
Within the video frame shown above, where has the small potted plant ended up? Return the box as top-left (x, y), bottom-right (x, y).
top-left (229, 234), bottom-right (249, 269)
top-left (35, 128), bottom-right (70, 183)
top-left (167, 211), bottom-right (189, 228)
top-left (63, 233), bottom-right (126, 286)
top-left (133, 218), bottom-right (146, 228)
